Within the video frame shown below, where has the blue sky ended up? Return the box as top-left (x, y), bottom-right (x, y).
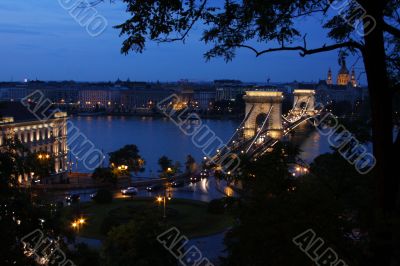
top-left (0, 0), bottom-right (367, 84)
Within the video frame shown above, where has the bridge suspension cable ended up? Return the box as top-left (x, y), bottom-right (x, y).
top-left (245, 105), bottom-right (274, 154)
top-left (225, 104), bottom-right (255, 147)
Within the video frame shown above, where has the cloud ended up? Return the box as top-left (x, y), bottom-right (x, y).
top-left (0, 25), bottom-right (58, 37)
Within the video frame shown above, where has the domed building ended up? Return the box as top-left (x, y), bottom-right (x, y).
top-left (337, 59), bottom-right (350, 85)
top-left (335, 58), bottom-right (357, 87)
top-left (315, 58), bottom-right (364, 104)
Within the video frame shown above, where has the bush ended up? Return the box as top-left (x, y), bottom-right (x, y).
top-left (92, 167), bottom-right (117, 184)
top-left (100, 215), bottom-right (120, 235)
top-left (207, 199), bottom-right (225, 214)
top-left (93, 189), bottom-right (113, 204)
top-left (224, 196), bottom-right (237, 208)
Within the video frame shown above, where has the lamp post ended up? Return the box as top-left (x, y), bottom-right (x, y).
top-left (29, 172), bottom-right (35, 200)
top-left (157, 192), bottom-right (172, 219)
top-left (71, 217), bottom-right (86, 232)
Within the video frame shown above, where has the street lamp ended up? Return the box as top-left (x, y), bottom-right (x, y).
top-left (118, 165), bottom-right (128, 171)
top-left (156, 193), bottom-right (172, 219)
top-left (38, 153), bottom-right (50, 160)
top-left (71, 217), bottom-right (86, 231)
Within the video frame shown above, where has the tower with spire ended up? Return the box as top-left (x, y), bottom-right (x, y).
top-left (350, 68), bottom-right (357, 87)
top-left (327, 68), bottom-right (333, 85)
top-left (337, 56), bottom-right (350, 85)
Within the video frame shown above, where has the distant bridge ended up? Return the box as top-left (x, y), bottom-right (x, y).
top-left (212, 89), bottom-right (322, 164)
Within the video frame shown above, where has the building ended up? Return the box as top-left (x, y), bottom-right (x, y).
top-left (0, 102), bottom-right (68, 183)
top-left (316, 58), bottom-right (363, 104)
top-left (120, 88), bottom-right (174, 110)
top-left (215, 80), bottom-right (246, 101)
top-left (78, 88), bottom-right (122, 109)
top-left (193, 90), bottom-right (216, 110)
top-left (334, 57), bottom-right (357, 87)
top-left (0, 85), bottom-right (29, 101)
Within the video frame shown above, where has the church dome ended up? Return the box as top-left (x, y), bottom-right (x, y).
top-left (339, 65), bottom-right (349, 75)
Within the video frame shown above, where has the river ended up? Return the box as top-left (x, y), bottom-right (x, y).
top-left (69, 115), bottom-right (332, 175)
top-left (57, 115), bottom-right (332, 203)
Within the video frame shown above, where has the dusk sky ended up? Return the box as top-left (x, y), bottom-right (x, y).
top-left (0, 0), bottom-right (367, 84)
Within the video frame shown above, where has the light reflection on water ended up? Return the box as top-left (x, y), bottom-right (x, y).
top-left (69, 116), bottom-right (331, 174)
top-left (71, 116), bottom-right (329, 174)
top-left (60, 115), bottom-right (332, 202)
top-left (69, 116), bottom-right (238, 175)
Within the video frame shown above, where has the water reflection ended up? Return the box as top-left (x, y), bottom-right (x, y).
top-left (60, 116), bottom-right (331, 202)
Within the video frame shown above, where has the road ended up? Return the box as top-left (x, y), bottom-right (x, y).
top-left (49, 177), bottom-right (232, 204)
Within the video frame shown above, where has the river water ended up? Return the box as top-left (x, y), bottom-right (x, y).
top-left (69, 115), bottom-right (332, 175)
top-left (59, 115), bottom-right (333, 203)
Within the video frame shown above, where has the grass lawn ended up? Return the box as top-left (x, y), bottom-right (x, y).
top-left (62, 197), bottom-right (234, 239)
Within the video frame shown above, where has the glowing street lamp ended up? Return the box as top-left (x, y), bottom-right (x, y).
top-left (71, 217), bottom-right (86, 231)
top-left (156, 193), bottom-right (172, 219)
top-left (117, 165), bottom-right (128, 171)
top-left (38, 153), bottom-right (50, 160)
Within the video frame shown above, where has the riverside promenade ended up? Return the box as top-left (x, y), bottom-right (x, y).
top-left (30, 172), bottom-right (190, 191)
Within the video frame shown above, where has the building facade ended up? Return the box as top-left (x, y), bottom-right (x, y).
top-left (120, 88), bottom-right (173, 110)
top-left (193, 90), bottom-right (216, 110)
top-left (0, 102), bottom-right (68, 183)
top-left (78, 88), bottom-right (122, 109)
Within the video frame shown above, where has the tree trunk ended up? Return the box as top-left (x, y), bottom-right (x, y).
top-left (362, 4), bottom-right (397, 265)
top-left (363, 5), bottom-right (396, 213)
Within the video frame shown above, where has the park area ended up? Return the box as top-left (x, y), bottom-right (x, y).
top-left (62, 197), bottom-right (235, 240)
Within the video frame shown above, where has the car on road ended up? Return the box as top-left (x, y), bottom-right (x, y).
top-left (121, 187), bottom-right (138, 195)
top-left (146, 184), bottom-right (163, 192)
top-left (170, 180), bottom-right (185, 188)
top-left (65, 194), bottom-right (80, 203)
top-left (200, 170), bottom-right (209, 178)
top-left (90, 192), bottom-right (97, 199)
top-left (190, 176), bottom-right (200, 183)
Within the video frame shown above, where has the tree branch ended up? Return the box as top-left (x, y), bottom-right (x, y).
top-left (235, 41), bottom-right (364, 57)
top-left (156, 0), bottom-right (208, 43)
top-left (383, 22), bottom-right (400, 38)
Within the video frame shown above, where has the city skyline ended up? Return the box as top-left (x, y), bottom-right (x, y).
top-left (0, 0), bottom-right (367, 84)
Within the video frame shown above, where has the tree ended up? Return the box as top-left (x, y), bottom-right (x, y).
top-left (93, 189), bottom-right (113, 204)
top-left (184, 154), bottom-right (196, 174)
top-left (109, 145), bottom-right (145, 175)
top-left (223, 145), bottom-right (376, 265)
top-left (173, 161), bottom-right (182, 175)
top-left (100, 218), bottom-right (178, 266)
top-left (158, 156), bottom-right (180, 178)
top-left (67, 243), bottom-right (100, 266)
top-left (158, 156), bottom-right (173, 173)
top-left (0, 139), bottom-right (65, 265)
top-left (26, 151), bottom-right (55, 181)
top-left (92, 167), bottom-right (118, 185)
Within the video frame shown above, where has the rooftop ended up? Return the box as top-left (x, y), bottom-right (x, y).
top-left (0, 101), bottom-right (62, 124)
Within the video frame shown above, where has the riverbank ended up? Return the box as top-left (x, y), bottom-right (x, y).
top-left (68, 111), bottom-right (243, 121)
top-left (31, 173), bottom-right (191, 191)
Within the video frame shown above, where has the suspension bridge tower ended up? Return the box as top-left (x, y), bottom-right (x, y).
top-left (292, 89), bottom-right (316, 116)
top-left (243, 91), bottom-right (284, 140)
